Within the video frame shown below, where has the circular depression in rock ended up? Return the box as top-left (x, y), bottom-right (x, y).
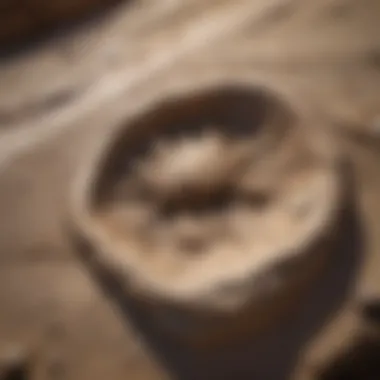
top-left (72, 84), bottom-right (343, 344)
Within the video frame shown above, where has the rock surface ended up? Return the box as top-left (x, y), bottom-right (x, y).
top-left (0, 0), bottom-right (379, 379)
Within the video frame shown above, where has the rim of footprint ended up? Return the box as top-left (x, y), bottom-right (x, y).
top-left (71, 84), bottom-right (348, 347)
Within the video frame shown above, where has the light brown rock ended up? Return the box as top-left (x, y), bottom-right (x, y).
top-left (0, 0), bottom-right (379, 379)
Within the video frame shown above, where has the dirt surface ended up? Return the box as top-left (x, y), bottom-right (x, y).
top-left (0, 1), bottom-right (380, 379)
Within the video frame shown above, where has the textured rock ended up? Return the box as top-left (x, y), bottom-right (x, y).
top-left (71, 84), bottom-right (346, 349)
top-left (0, 0), bottom-right (379, 379)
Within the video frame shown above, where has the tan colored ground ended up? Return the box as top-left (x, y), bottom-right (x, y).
top-left (0, 1), bottom-right (379, 379)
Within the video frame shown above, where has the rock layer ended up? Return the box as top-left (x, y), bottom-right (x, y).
top-left (0, 0), bottom-right (123, 49)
